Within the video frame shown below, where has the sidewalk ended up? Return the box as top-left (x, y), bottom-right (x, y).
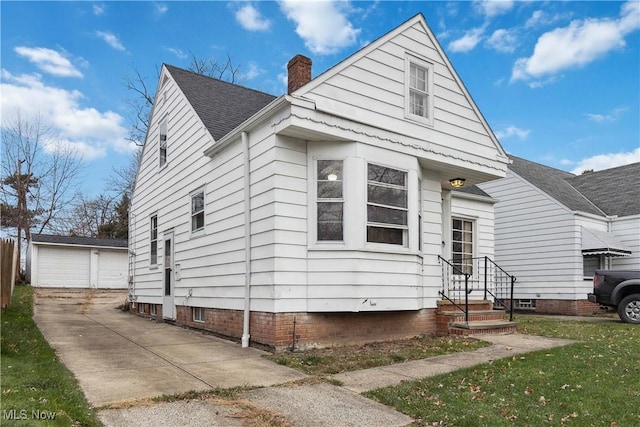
top-left (98, 333), bottom-right (575, 427)
top-left (33, 289), bottom-right (576, 427)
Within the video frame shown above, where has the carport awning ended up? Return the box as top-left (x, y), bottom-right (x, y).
top-left (582, 227), bottom-right (632, 257)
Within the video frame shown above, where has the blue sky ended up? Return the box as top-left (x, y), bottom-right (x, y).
top-left (2, 1), bottom-right (639, 197)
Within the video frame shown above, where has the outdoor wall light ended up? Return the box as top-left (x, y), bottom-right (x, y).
top-left (449, 178), bottom-right (466, 188)
top-left (327, 173), bottom-right (338, 181)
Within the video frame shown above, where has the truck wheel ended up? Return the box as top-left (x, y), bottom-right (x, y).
top-left (617, 294), bottom-right (640, 324)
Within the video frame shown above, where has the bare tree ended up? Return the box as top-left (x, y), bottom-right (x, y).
top-left (123, 52), bottom-right (241, 147)
top-left (1, 112), bottom-right (83, 278)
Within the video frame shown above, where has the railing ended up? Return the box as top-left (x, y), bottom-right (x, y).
top-left (438, 255), bottom-right (516, 322)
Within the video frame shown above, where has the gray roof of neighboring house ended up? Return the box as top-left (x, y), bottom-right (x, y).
top-left (567, 162), bottom-right (640, 217)
top-left (508, 155), bottom-right (604, 216)
top-left (455, 185), bottom-right (491, 198)
top-left (31, 234), bottom-right (128, 248)
top-left (165, 65), bottom-right (277, 141)
top-left (508, 155), bottom-right (640, 217)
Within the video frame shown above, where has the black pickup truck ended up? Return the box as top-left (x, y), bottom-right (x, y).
top-left (588, 270), bottom-right (640, 324)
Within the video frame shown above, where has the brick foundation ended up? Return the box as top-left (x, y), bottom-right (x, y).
top-left (174, 305), bottom-right (437, 351)
top-left (130, 302), bottom-right (163, 322)
top-left (533, 299), bottom-right (602, 316)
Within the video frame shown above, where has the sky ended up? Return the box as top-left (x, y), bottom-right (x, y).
top-left (2, 1), bottom-right (639, 198)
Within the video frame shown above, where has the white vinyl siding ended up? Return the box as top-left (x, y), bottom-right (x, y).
top-left (479, 171), bottom-right (584, 300)
top-left (610, 216), bottom-right (640, 270)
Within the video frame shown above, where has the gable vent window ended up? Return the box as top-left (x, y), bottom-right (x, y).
top-left (405, 55), bottom-right (433, 125)
top-left (367, 163), bottom-right (408, 246)
top-left (159, 119), bottom-right (168, 168)
top-left (191, 190), bottom-right (205, 233)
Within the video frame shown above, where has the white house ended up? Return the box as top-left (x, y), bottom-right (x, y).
top-left (129, 14), bottom-right (511, 350)
top-left (479, 156), bottom-right (640, 315)
top-left (27, 234), bottom-right (128, 289)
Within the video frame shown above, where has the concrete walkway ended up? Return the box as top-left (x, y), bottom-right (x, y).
top-left (33, 289), bottom-right (577, 427)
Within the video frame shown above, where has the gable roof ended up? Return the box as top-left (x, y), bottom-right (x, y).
top-left (31, 234), bottom-right (127, 249)
top-left (509, 156), bottom-right (640, 217)
top-left (567, 162), bottom-right (640, 217)
top-left (164, 65), bottom-right (276, 141)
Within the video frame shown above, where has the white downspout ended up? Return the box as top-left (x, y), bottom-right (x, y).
top-left (241, 131), bottom-right (251, 348)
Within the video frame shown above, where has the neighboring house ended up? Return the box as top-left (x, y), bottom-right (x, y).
top-left (27, 234), bottom-right (128, 289)
top-left (129, 14), bottom-right (510, 350)
top-left (479, 156), bottom-right (640, 315)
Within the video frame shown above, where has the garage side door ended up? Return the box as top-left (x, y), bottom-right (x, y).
top-left (37, 246), bottom-right (91, 288)
top-left (97, 250), bottom-right (128, 289)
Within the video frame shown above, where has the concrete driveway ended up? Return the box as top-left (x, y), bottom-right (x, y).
top-left (33, 289), bottom-right (306, 407)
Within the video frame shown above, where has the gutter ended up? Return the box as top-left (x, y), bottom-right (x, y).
top-left (241, 131), bottom-right (251, 348)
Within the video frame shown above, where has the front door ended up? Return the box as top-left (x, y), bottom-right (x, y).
top-left (162, 232), bottom-right (175, 320)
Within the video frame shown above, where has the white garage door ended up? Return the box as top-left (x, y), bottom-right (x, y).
top-left (97, 249), bottom-right (127, 289)
top-left (37, 246), bottom-right (91, 288)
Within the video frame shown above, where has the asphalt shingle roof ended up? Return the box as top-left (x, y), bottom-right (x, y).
top-left (165, 65), bottom-right (277, 141)
top-left (566, 162), bottom-right (640, 217)
top-left (508, 155), bottom-right (640, 217)
top-left (32, 234), bottom-right (128, 248)
top-left (508, 155), bottom-right (603, 216)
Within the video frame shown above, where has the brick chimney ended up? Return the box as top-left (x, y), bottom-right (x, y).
top-left (287, 54), bottom-right (312, 94)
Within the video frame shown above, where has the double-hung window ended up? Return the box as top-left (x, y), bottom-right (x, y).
top-left (150, 215), bottom-right (158, 265)
top-left (159, 119), bottom-right (167, 168)
top-left (316, 160), bottom-right (343, 241)
top-left (452, 218), bottom-right (473, 274)
top-left (367, 164), bottom-right (408, 246)
top-left (406, 55), bottom-right (433, 124)
top-left (191, 190), bottom-right (205, 233)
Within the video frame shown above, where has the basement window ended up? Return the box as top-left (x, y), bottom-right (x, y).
top-left (193, 307), bottom-right (204, 323)
top-left (515, 299), bottom-right (536, 310)
top-left (150, 305), bottom-right (157, 316)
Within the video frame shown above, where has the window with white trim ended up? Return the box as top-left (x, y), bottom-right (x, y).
top-left (405, 56), bottom-right (433, 124)
top-left (150, 215), bottom-right (158, 265)
top-left (367, 163), bottom-right (408, 246)
top-left (452, 218), bottom-right (473, 274)
top-left (191, 190), bottom-right (205, 233)
top-left (193, 307), bottom-right (204, 323)
top-left (316, 160), bottom-right (344, 241)
top-left (159, 119), bottom-right (167, 167)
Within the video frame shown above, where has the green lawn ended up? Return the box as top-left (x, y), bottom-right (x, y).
top-left (366, 316), bottom-right (640, 426)
top-left (1, 286), bottom-right (102, 427)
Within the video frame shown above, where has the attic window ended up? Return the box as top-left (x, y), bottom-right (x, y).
top-left (159, 119), bottom-right (168, 168)
top-left (405, 54), bottom-right (433, 125)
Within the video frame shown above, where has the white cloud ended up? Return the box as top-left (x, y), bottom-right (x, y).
top-left (236, 4), bottom-right (271, 31)
top-left (512, 1), bottom-right (640, 85)
top-left (93, 4), bottom-right (105, 16)
top-left (96, 31), bottom-right (126, 51)
top-left (570, 147), bottom-right (640, 174)
top-left (0, 70), bottom-right (134, 160)
top-left (448, 27), bottom-right (485, 53)
top-left (14, 46), bottom-right (83, 78)
top-left (474, 0), bottom-right (514, 18)
top-left (279, 0), bottom-right (360, 55)
top-left (164, 47), bottom-right (188, 59)
top-left (585, 107), bottom-right (628, 123)
top-left (241, 61), bottom-right (265, 81)
top-left (495, 125), bottom-right (530, 141)
top-left (486, 28), bottom-right (517, 53)
top-left (155, 3), bottom-right (168, 15)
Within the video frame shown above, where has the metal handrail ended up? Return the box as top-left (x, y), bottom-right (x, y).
top-left (438, 255), bottom-right (516, 322)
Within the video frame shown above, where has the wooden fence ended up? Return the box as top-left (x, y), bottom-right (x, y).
top-left (1, 239), bottom-right (17, 309)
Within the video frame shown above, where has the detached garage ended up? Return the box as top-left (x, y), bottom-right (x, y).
top-left (27, 234), bottom-right (128, 289)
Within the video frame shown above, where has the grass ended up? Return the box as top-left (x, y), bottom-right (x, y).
top-left (366, 315), bottom-right (640, 427)
top-left (1, 285), bottom-right (102, 427)
top-left (264, 335), bottom-right (489, 375)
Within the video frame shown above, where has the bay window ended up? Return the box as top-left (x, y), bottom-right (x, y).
top-left (316, 160), bottom-right (343, 241)
top-left (366, 163), bottom-right (408, 246)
